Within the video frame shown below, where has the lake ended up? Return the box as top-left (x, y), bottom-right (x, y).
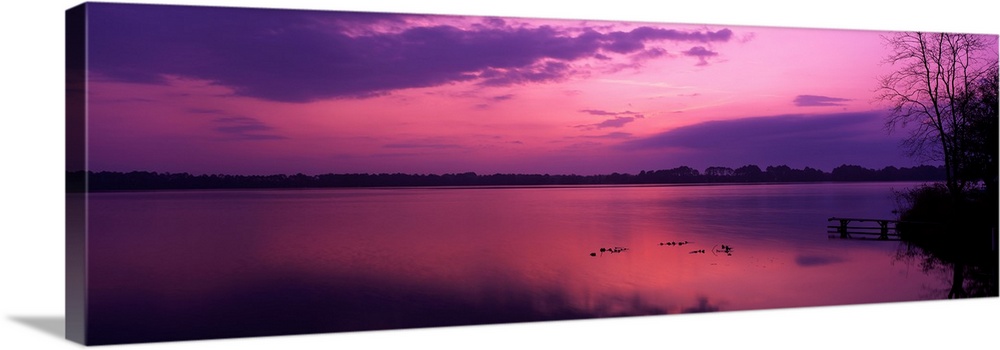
top-left (83, 182), bottom-right (948, 344)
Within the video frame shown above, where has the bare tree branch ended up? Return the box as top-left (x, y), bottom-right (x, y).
top-left (874, 32), bottom-right (998, 196)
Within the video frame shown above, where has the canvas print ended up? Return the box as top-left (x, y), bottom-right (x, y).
top-left (66, 2), bottom-right (998, 345)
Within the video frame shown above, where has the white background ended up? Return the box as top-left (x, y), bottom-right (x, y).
top-left (1, 1), bottom-right (996, 349)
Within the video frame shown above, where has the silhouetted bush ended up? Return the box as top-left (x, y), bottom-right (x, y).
top-left (894, 183), bottom-right (998, 298)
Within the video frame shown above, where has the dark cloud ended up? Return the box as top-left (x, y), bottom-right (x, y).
top-left (793, 95), bottom-right (852, 107)
top-left (596, 117), bottom-right (636, 128)
top-left (618, 111), bottom-right (910, 170)
top-left (473, 94), bottom-right (515, 110)
top-left (483, 17), bottom-right (506, 28)
top-left (478, 61), bottom-right (575, 86)
top-left (582, 132), bottom-right (634, 139)
top-left (576, 116), bottom-right (636, 130)
top-left (683, 46), bottom-right (718, 57)
top-left (87, 3), bottom-right (733, 103)
top-left (683, 46), bottom-right (719, 66)
top-left (579, 109), bottom-right (619, 116)
top-left (632, 47), bottom-right (669, 60)
top-left (611, 27), bottom-right (733, 50)
top-left (575, 109), bottom-right (647, 130)
top-left (212, 117), bottom-right (286, 140)
top-left (579, 109), bottom-right (643, 117)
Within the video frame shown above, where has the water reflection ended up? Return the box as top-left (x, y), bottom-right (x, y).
top-left (794, 255), bottom-right (846, 267)
top-left (683, 297), bottom-right (721, 313)
top-left (84, 183), bottom-right (944, 344)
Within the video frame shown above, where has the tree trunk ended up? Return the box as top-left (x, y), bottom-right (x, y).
top-left (948, 262), bottom-right (968, 299)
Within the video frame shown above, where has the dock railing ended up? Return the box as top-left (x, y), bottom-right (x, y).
top-left (827, 217), bottom-right (901, 240)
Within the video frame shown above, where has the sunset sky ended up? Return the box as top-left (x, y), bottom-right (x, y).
top-left (80, 2), bottom-right (997, 176)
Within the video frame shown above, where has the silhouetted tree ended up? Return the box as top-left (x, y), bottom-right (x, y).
top-left (799, 166), bottom-right (828, 182)
top-left (733, 165), bottom-right (763, 182)
top-left (876, 32), bottom-right (998, 198)
top-left (76, 165), bottom-right (947, 191)
top-left (831, 164), bottom-right (877, 181)
top-left (879, 34), bottom-right (999, 298)
top-left (764, 165), bottom-right (792, 182)
top-left (704, 166), bottom-right (734, 178)
top-left (663, 166), bottom-right (700, 182)
top-left (953, 66), bottom-right (998, 193)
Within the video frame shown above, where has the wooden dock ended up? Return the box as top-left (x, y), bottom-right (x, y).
top-left (827, 217), bottom-right (902, 241)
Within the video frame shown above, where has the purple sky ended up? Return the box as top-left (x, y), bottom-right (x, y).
top-left (79, 2), bottom-right (998, 175)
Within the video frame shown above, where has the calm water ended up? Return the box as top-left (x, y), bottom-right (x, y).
top-left (84, 182), bottom-right (947, 344)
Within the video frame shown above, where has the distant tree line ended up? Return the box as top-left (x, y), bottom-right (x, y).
top-left (67, 164), bottom-right (946, 192)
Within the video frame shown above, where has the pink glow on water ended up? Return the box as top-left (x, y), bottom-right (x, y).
top-left (87, 184), bottom-right (941, 319)
top-left (81, 183), bottom-right (951, 344)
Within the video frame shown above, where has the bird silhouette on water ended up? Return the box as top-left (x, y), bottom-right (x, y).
top-left (590, 246), bottom-right (629, 256)
top-left (715, 244), bottom-right (734, 256)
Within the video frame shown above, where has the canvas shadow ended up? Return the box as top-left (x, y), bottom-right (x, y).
top-left (9, 316), bottom-right (66, 339)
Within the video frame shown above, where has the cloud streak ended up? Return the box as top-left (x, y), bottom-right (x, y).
top-left (793, 95), bottom-right (851, 107)
top-left (618, 111), bottom-right (910, 170)
top-left (212, 117), bottom-right (286, 140)
top-left (575, 109), bottom-right (647, 130)
top-left (87, 3), bottom-right (733, 103)
top-left (581, 132), bottom-right (633, 139)
top-left (574, 117), bottom-right (637, 130)
top-left (579, 109), bottom-right (644, 118)
top-left (383, 143), bottom-right (462, 149)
